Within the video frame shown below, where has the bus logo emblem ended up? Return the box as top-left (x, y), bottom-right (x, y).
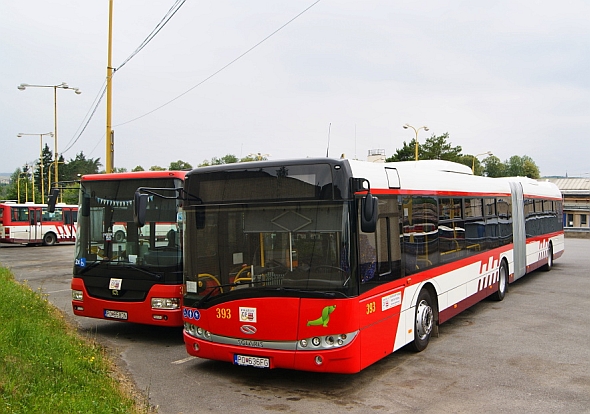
top-left (240, 325), bottom-right (257, 335)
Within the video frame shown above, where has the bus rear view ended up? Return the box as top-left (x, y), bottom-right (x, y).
top-left (72, 171), bottom-right (186, 326)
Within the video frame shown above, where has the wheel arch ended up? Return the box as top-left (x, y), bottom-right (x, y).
top-left (410, 281), bottom-right (439, 324)
top-left (42, 231), bottom-right (58, 246)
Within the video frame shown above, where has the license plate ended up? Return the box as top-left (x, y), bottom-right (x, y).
top-left (104, 309), bottom-right (128, 320)
top-left (234, 354), bottom-right (270, 368)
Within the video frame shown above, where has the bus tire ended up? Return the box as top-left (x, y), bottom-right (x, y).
top-left (491, 259), bottom-right (508, 301)
top-left (43, 232), bottom-right (57, 246)
top-left (542, 242), bottom-right (553, 272)
top-left (410, 288), bottom-right (434, 352)
top-left (114, 230), bottom-right (126, 243)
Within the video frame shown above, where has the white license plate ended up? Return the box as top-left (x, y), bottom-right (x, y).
top-left (104, 309), bottom-right (128, 320)
top-left (234, 355), bottom-right (270, 368)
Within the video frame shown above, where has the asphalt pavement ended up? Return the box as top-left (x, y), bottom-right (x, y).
top-left (1, 239), bottom-right (589, 414)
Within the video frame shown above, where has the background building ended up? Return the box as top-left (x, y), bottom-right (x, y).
top-left (544, 177), bottom-right (590, 238)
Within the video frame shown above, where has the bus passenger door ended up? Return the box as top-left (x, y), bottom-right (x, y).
top-left (63, 208), bottom-right (76, 240)
top-left (29, 207), bottom-right (43, 242)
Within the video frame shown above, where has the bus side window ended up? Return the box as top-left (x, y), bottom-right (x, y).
top-left (358, 233), bottom-right (376, 283)
top-left (360, 198), bottom-right (402, 293)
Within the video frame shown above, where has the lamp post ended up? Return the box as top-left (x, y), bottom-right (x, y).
top-left (17, 132), bottom-right (53, 204)
top-left (403, 123), bottom-right (429, 161)
top-left (472, 151), bottom-right (493, 174)
top-left (17, 82), bottom-right (81, 194)
top-left (17, 170), bottom-right (29, 204)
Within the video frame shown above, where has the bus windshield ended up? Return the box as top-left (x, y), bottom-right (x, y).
top-left (75, 178), bottom-right (182, 267)
top-left (183, 202), bottom-right (355, 305)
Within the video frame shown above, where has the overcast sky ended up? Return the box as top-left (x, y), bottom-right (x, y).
top-left (2, 0), bottom-right (588, 176)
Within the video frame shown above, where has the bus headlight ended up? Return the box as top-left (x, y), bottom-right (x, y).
top-left (72, 290), bottom-right (83, 301)
top-left (297, 331), bottom-right (358, 350)
top-left (151, 297), bottom-right (180, 310)
top-left (184, 323), bottom-right (211, 341)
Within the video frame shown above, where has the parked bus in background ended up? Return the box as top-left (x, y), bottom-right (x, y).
top-left (135, 158), bottom-right (564, 373)
top-left (0, 202), bottom-right (77, 246)
top-left (72, 171), bottom-right (186, 326)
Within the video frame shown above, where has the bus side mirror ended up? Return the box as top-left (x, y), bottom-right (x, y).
top-left (47, 188), bottom-right (60, 213)
top-left (361, 193), bottom-right (378, 233)
top-left (133, 192), bottom-right (149, 227)
top-left (81, 194), bottom-right (91, 217)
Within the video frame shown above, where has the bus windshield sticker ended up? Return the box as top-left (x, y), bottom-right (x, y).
top-left (306, 305), bottom-right (336, 327)
top-left (109, 278), bottom-right (122, 290)
top-left (239, 307), bottom-right (257, 323)
top-left (186, 281), bottom-right (197, 293)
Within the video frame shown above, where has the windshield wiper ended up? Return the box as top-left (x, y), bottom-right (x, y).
top-left (77, 261), bottom-right (101, 275)
top-left (196, 282), bottom-right (238, 307)
top-left (120, 265), bottom-right (163, 280)
top-left (273, 287), bottom-right (346, 298)
top-left (195, 279), bottom-right (270, 306)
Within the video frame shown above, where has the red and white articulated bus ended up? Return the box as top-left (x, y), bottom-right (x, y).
top-left (0, 202), bottom-right (77, 246)
top-left (71, 171), bottom-right (186, 326)
top-left (139, 158), bottom-right (563, 373)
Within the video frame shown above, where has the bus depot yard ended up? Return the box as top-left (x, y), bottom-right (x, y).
top-left (0, 239), bottom-right (588, 413)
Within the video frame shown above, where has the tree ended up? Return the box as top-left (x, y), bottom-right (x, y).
top-left (387, 133), bottom-right (462, 163)
top-left (169, 160), bottom-right (193, 170)
top-left (149, 165), bottom-right (166, 171)
top-left (4, 168), bottom-right (23, 202)
top-left (386, 140), bottom-right (416, 162)
top-left (61, 152), bottom-right (102, 181)
top-left (420, 133), bottom-right (462, 162)
top-left (505, 155), bottom-right (540, 179)
top-left (31, 144), bottom-right (53, 202)
top-left (483, 155), bottom-right (506, 177)
top-left (199, 154), bottom-right (240, 167)
top-left (113, 167), bottom-right (128, 173)
top-left (132, 165), bottom-right (145, 172)
top-left (522, 156), bottom-right (540, 179)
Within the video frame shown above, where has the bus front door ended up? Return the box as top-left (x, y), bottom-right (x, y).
top-left (29, 207), bottom-right (43, 243)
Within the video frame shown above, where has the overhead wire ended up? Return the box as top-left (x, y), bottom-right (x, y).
top-left (115, 0), bottom-right (322, 127)
top-left (62, 0), bottom-right (186, 156)
top-left (64, 0), bottom-right (322, 157)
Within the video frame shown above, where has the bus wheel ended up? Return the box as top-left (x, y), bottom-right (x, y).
top-left (542, 242), bottom-right (553, 272)
top-left (114, 230), bottom-right (126, 243)
top-left (491, 260), bottom-right (508, 301)
top-left (410, 289), bottom-right (434, 352)
top-left (43, 232), bottom-right (57, 246)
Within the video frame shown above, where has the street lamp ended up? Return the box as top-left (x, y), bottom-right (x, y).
top-left (472, 151), bottom-right (493, 174)
top-left (17, 132), bottom-right (53, 204)
top-left (403, 123), bottom-right (429, 161)
top-left (17, 82), bottom-right (81, 194)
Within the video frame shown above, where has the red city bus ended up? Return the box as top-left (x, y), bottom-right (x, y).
top-left (137, 158), bottom-right (563, 373)
top-left (71, 171), bottom-right (186, 326)
top-left (0, 202), bottom-right (77, 245)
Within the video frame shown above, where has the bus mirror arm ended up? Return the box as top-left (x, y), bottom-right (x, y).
top-left (178, 188), bottom-right (202, 204)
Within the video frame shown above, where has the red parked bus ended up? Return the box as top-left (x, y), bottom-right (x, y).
top-left (0, 202), bottom-right (77, 245)
top-left (71, 171), bottom-right (186, 326)
top-left (137, 158), bottom-right (563, 373)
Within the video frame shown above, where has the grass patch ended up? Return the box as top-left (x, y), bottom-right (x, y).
top-left (0, 266), bottom-right (145, 413)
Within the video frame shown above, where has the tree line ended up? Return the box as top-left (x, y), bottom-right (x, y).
top-left (387, 132), bottom-right (540, 178)
top-left (1, 134), bottom-right (539, 205)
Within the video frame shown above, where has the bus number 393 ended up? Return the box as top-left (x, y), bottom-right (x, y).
top-left (216, 308), bottom-right (231, 319)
